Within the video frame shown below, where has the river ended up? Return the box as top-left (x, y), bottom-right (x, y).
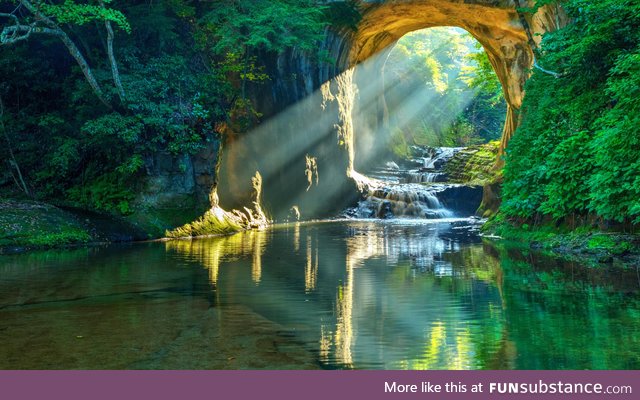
top-left (1, 218), bottom-right (639, 369)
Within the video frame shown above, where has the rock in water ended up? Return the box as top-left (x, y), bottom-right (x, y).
top-left (385, 161), bottom-right (400, 170)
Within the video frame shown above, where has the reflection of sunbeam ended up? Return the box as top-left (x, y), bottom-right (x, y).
top-left (165, 239), bottom-right (223, 285)
top-left (335, 252), bottom-right (354, 368)
top-left (293, 222), bottom-right (300, 252)
top-left (332, 232), bottom-right (388, 367)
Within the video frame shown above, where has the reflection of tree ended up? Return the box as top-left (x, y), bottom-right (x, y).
top-left (407, 322), bottom-right (475, 370)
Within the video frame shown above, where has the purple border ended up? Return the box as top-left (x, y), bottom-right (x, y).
top-left (0, 370), bottom-right (638, 400)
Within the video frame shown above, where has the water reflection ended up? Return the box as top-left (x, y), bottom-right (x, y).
top-left (305, 234), bottom-right (318, 293)
top-left (161, 220), bottom-right (640, 369)
top-left (165, 229), bottom-right (268, 286)
top-left (164, 220), bottom-right (508, 369)
top-left (1, 220), bottom-right (639, 369)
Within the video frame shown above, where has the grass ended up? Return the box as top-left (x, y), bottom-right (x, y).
top-left (0, 198), bottom-right (204, 253)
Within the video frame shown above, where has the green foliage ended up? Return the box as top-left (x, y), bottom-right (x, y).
top-left (461, 45), bottom-right (503, 105)
top-left (502, 0), bottom-right (640, 226)
top-left (383, 28), bottom-right (506, 148)
top-left (38, 0), bottom-right (131, 33)
top-left (67, 172), bottom-right (135, 214)
top-left (1, 0), bottom-right (330, 215)
top-left (588, 48), bottom-right (640, 223)
top-left (193, 0), bottom-right (328, 130)
top-left (324, 0), bottom-right (361, 31)
top-left (199, 0), bottom-right (327, 55)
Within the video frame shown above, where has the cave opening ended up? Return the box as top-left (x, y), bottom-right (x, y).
top-left (338, 26), bottom-right (509, 220)
top-left (351, 27), bottom-right (507, 177)
top-left (215, 27), bottom-right (509, 222)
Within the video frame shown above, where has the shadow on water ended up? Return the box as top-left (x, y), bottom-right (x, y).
top-left (0, 220), bottom-right (639, 369)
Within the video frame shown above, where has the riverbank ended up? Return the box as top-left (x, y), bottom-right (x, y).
top-left (4, 197), bottom-right (639, 270)
top-left (0, 199), bottom-right (153, 254)
top-left (483, 215), bottom-right (640, 268)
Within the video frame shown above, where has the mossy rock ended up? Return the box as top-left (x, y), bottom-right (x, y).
top-left (444, 141), bottom-right (500, 186)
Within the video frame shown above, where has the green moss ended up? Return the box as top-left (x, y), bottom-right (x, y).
top-left (586, 235), bottom-right (633, 255)
top-left (22, 230), bottom-right (91, 247)
top-left (165, 209), bottom-right (243, 238)
top-left (125, 207), bottom-right (203, 239)
top-left (444, 141), bottom-right (500, 186)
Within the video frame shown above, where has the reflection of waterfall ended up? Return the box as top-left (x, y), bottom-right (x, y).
top-left (318, 221), bottom-right (501, 369)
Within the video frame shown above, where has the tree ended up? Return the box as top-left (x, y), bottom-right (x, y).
top-left (501, 0), bottom-right (640, 225)
top-left (0, 0), bottom-right (130, 106)
top-left (195, 0), bottom-right (328, 128)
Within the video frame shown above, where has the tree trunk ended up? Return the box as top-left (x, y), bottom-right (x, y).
top-left (0, 96), bottom-right (30, 197)
top-left (18, 0), bottom-right (111, 107)
top-left (101, 0), bottom-right (126, 103)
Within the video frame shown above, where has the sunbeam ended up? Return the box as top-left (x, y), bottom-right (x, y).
top-left (217, 26), bottom-right (495, 222)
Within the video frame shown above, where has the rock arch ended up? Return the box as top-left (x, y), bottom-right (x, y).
top-left (341, 0), bottom-right (566, 154)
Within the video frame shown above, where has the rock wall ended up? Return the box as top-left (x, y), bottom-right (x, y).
top-left (136, 137), bottom-right (220, 213)
top-left (216, 30), bottom-right (359, 220)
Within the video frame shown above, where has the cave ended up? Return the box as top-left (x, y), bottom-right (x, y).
top-left (216, 0), bottom-right (567, 220)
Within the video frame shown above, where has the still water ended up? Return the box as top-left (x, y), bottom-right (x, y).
top-left (1, 219), bottom-right (639, 369)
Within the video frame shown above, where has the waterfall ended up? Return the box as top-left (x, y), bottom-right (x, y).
top-left (353, 184), bottom-right (454, 219)
top-left (346, 146), bottom-right (475, 219)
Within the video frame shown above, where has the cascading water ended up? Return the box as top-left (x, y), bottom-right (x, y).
top-left (353, 184), bottom-right (454, 219)
top-left (347, 146), bottom-right (477, 219)
top-left (403, 146), bottom-right (462, 184)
